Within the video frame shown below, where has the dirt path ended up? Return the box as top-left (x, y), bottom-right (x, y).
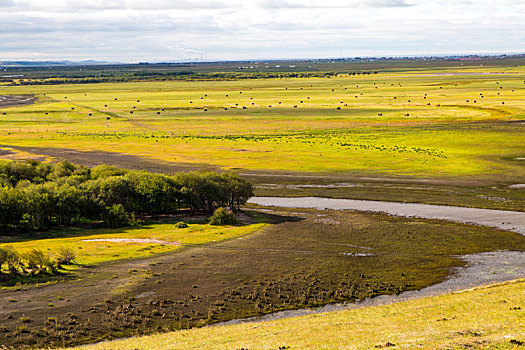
top-left (249, 196), bottom-right (525, 235)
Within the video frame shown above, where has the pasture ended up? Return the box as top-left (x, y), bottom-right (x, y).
top-left (0, 67), bottom-right (524, 180)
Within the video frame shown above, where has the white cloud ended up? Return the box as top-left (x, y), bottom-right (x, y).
top-left (0, 0), bottom-right (523, 61)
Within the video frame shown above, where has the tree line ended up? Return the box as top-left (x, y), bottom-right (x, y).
top-left (7, 71), bottom-right (362, 85)
top-left (0, 160), bottom-right (253, 233)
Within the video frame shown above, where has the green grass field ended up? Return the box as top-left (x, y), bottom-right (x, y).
top-left (0, 222), bottom-right (266, 268)
top-left (1, 66), bottom-right (524, 179)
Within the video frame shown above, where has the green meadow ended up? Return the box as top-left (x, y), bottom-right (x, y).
top-left (1, 66), bottom-right (524, 179)
top-left (0, 222), bottom-right (266, 267)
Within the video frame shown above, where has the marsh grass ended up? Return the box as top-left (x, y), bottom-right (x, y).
top-left (65, 278), bottom-right (525, 350)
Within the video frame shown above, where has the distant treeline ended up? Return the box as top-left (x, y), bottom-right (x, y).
top-left (0, 160), bottom-right (253, 232)
top-left (8, 71), bottom-right (378, 85)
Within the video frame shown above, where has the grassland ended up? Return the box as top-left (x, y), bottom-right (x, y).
top-left (0, 67), bottom-right (524, 180)
top-left (0, 221), bottom-right (266, 268)
top-left (68, 278), bottom-right (525, 350)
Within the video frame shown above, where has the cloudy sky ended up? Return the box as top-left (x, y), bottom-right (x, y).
top-left (0, 0), bottom-right (524, 62)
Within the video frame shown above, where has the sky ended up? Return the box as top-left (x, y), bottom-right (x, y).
top-left (0, 0), bottom-right (524, 62)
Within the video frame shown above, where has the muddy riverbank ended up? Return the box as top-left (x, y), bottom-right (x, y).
top-left (249, 196), bottom-right (525, 235)
top-left (220, 250), bottom-right (525, 325)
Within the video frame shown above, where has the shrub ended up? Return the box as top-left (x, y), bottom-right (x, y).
top-left (56, 246), bottom-right (76, 265)
top-left (3, 246), bottom-right (21, 274)
top-left (209, 207), bottom-right (237, 226)
top-left (174, 221), bottom-right (188, 228)
top-left (103, 204), bottom-right (131, 228)
top-left (23, 248), bottom-right (51, 273)
top-left (90, 164), bottom-right (128, 179)
top-left (0, 246), bottom-right (8, 271)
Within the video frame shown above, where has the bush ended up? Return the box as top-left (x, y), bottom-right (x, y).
top-left (90, 164), bottom-right (128, 179)
top-left (0, 246), bottom-right (66, 281)
top-left (102, 204), bottom-right (131, 228)
top-left (56, 247), bottom-right (76, 265)
top-left (209, 207), bottom-right (237, 226)
top-left (0, 246), bottom-right (8, 271)
top-left (3, 246), bottom-right (21, 274)
top-left (174, 221), bottom-right (188, 228)
top-left (23, 249), bottom-right (52, 273)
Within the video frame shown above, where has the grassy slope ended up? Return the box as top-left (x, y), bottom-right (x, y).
top-left (68, 278), bottom-right (525, 350)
